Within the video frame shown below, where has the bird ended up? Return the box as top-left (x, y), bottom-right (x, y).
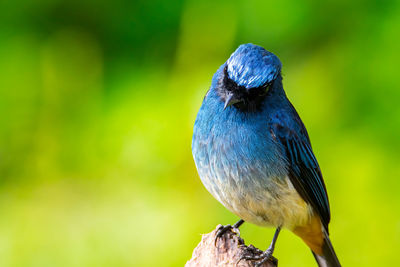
top-left (191, 43), bottom-right (341, 267)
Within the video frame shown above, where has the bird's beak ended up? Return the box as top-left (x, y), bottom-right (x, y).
top-left (224, 93), bottom-right (241, 110)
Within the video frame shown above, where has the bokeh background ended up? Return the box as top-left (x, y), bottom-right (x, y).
top-left (1, 0), bottom-right (400, 266)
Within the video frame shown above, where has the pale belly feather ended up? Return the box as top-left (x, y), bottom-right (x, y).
top-left (201, 172), bottom-right (313, 230)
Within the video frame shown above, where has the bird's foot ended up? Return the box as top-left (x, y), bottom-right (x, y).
top-left (237, 248), bottom-right (277, 267)
top-left (214, 224), bottom-right (241, 246)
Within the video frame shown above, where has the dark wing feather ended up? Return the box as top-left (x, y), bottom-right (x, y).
top-left (270, 111), bottom-right (330, 230)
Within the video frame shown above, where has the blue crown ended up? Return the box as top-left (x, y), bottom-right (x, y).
top-left (226, 44), bottom-right (282, 89)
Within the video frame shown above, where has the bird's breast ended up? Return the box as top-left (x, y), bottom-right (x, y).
top-left (192, 96), bottom-right (311, 229)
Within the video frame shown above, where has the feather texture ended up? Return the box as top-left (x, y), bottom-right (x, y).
top-left (191, 43), bottom-right (340, 266)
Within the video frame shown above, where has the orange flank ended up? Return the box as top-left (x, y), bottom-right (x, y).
top-left (293, 215), bottom-right (324, 255)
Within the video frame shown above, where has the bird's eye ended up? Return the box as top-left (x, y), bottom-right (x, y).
top-left (261, 83), bottom-right (270, 94)
top-left (247, 83), bottom-right (269, 97)
top-left (259, 82), bottom-right (272, 95)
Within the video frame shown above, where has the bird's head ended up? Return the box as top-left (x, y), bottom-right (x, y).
top-left (217, 43), bottom-right (282, 111)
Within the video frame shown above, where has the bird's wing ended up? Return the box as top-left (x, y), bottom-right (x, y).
top-left (269, 109), bottom-right (330, 229)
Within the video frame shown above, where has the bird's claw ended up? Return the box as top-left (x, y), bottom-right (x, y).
top-left (214, 224), bottom-right (241, 246)
top-left (236, 248), bottom-right (276, 267)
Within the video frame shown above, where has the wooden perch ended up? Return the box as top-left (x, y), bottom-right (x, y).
top-left (186, 225), bottom-right (278, 267)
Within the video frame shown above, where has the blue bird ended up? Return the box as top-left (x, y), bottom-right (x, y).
top-left (192, 44), bottom-right (341, 267)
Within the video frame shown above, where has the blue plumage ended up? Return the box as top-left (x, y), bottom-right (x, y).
top-left (227, 44), bottom-right (281, 89)
top-left (192, 44), bottom-right (341, 267)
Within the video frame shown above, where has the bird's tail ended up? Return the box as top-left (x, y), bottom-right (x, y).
top-left (293, 215), bottom-right (341, 267)
top-left (312, 228), bottom-right (341, 267)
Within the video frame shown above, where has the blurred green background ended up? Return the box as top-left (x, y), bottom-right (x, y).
top-left (1, 0), bottom-right (400, 266)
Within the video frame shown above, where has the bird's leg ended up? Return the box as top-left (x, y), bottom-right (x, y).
top-left (238, 226), bottom-right (281, 267)
top-left (214, 219), bottom-right (244, 245)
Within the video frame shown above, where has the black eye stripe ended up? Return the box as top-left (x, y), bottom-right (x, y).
top-left (223, 65), bottom-right (270, 95)
top-left (217, 65), bottom-right (273, 112)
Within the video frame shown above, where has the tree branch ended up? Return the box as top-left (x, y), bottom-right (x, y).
top-left (186, 225), bottom-right (278, 267)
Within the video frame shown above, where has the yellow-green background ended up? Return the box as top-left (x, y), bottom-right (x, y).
top-left (1, 0), bottom-right (399, 266)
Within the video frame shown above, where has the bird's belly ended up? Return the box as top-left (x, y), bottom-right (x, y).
top-left (201, 173), bottom-right (312, 229)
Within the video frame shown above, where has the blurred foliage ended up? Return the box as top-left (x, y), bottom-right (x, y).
top-left (0, 0), bottom-right (399, 266)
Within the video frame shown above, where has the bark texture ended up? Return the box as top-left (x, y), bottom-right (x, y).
top-left (186, 225), bottom-right (278, 267)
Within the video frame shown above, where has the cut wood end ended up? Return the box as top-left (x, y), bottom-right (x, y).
top-left (186, 225), bottom-right (277, 267)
